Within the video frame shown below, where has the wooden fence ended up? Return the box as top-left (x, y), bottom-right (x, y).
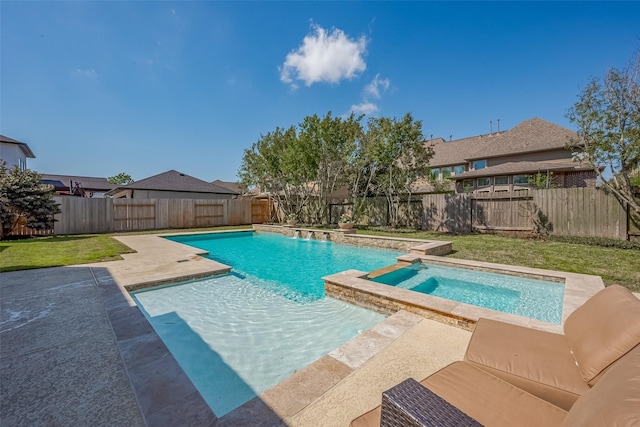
top-left (51, 197), bottom-right (271, 235)
top-left (8, 188), bottom-right (635, 240)
top-left (421, 187), bottom-right (630, 239)
top-left (328, 188), bottom-right (633, 240)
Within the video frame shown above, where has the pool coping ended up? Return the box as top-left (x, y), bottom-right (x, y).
top-left (92, 229), bottom-right (605, 425)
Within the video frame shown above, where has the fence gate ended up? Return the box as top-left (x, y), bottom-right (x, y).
top-left (251, 199), bottom-right (271, 224)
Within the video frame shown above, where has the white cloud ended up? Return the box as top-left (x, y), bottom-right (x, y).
top-left (351, 102), bottom-right (378, 115)
top-left (347, 74), bottom-right (391, 116)
top-left (280, 24), bottom-right (367, 87)
top-left (364, 74), bottom-right (390, 99)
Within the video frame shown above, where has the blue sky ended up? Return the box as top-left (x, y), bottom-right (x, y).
top-left (2, 1), bottom-right (639, 182)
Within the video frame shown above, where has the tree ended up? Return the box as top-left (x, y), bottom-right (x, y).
top-left (528, 171), bottom-right (557, 189)
top-left (359, 113), bottom-right (433, 228)
top-left (239, 113), bottom-right (364, 224)
top-left (0, 162), bottom-right (61, 239)
top-left (297, 112), bottom-right (363, 224)
top-left (567, 52), bottom-right (640, 213)
top-left (239, 111), bottom-right (433, 227)
top-left (107, 172), bottom-right (133, 185)
top-left (239, 126), bottom-right (306, 221)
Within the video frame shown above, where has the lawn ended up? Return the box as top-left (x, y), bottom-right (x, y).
top-left (0, 225), bottom-right (252, 273)
top-left (357, 229), bottom-right (640, 292)
top-left (0, 234), bottom-right (135, 272)
top-left (1, 226), bottom-right (638, 292)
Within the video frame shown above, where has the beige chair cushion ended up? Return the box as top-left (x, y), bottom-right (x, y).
top-left (564, 285), bottom-right (640, 385)
top-left (350, 362), bottom-right (568, 427)
top-left (422, 361), bottom-right (567, 427)
top-left (350, 406), bottom-right (380, 427)
top-left (561, 344), bottom-right (640, 426)
top-left (464, 318), bottom-right (589, 410)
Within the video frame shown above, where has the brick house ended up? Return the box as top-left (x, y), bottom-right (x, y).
top-left (418, 118), bottom-right (597, 194)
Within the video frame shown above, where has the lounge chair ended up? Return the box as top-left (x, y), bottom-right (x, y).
top-left (350, 285), bottom-right (640, 426)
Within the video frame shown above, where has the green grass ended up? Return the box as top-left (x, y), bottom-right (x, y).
top-left (0, 234), bottom-right (135, 272)
top-left (357, 229), bottom-right (640, 292)
top-left (0, 225), bottom-right (252, 273)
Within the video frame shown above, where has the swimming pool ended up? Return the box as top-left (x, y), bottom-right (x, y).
top-left (132, 232), bottom-right (401, 415)
top-left (370, 262), bottom-right (564, 324)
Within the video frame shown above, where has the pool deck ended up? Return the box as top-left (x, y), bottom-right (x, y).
top-left (0, 232), bottom-right (631, 426)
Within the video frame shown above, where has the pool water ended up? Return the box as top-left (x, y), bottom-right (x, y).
top-left (132, 232), bottom-right (400, 415)
top-left (166, 231), bottom-right (404, 301)
top-left (371, 263), bottom-right (564, 324)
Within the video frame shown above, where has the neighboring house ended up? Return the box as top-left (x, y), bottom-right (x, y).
top-left (41, 174), bottom-right (117, 198)
top-left (420, 117), bottom-right (597, 194)
top-left (106, 170), bottom-right (238, 199)
top-left (0, 135), bottom-right (35, 170)
top-left (212, 180), bottom-right (243, 195)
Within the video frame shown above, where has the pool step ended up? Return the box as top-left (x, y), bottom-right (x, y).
top-left (368, 262), bottom-right (412, 279)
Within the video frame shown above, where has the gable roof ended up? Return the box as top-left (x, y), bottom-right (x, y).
top-left (212, 180), bottom-right (242, 195)
top-left (108, 170), bottom-right (236, 194)
top-left (426, 135), bottom-right (493, 167)
top-left (465, 117), bottom-right (578, 160)
top-left (0, 134), bottom-right (36, 158)
top-left (425, 118), bottom-right (579, 166)
top-left (41, 174), bottom-right (116, 191)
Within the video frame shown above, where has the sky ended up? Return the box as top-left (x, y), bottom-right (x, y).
top-left (1, 2), bottom-right (639, 183)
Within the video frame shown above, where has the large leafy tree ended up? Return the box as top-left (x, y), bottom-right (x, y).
top-left (567, 52), bottom-right (640, 213)
top-left (239, 113), bottom-right (363, 224)
top-left (239, 126), bottom-right (306, 220)
top-left (359, 113), bottom-right (432, 227)
top-left (107, 172), bottom-right (133, 185)
top-left (297, 112), bottom-right (363, 224)
top-left (0, 162), bottom-right (61, 239)
top-left (239, 111), bottom-right (432, 227)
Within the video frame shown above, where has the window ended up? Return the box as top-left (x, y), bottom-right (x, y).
top-left (441, 167), bottom-right (452, 179)
top-left (494, 176), bottom-right (509, 186)
top-left (453, 165), bottom-right (465, 175)
top-left (463, 179), bottom-right (474, 192)
top-left (513, 175), bottom-right (530, 185)
top-left (430, 168), bottom-right (440, 181)
top-left (473, 160), bottom-right (487, 170)
top-left (477, 177), bottom-right (491, 187)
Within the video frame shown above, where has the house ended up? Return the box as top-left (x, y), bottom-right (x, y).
top-left (420, 118), bottom-right (597, 194)
top-left (0, 135), bottom-right (35, 170)
top-left (106, 170), bottom-right (238, 199)
top-left (40, 174), bottom-right (117, 198)
top-left (212, 180), bottom-right (243, 195)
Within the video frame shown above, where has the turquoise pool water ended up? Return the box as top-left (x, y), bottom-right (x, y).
top-left (371, 263), bottom-right (564, 324)
top-left (132, 232), bottom-right (400, 415)
top-left (166, 231), bottom-right (404, 301)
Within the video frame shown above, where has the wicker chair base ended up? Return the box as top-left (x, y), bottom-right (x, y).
top-left (380, 378), bottom-right (482, 427)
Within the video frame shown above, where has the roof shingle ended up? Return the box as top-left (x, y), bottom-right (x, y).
top-left (425, 118), bottom-right (579, 166)
top-left (112, 170), bottom-right (236, 194)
